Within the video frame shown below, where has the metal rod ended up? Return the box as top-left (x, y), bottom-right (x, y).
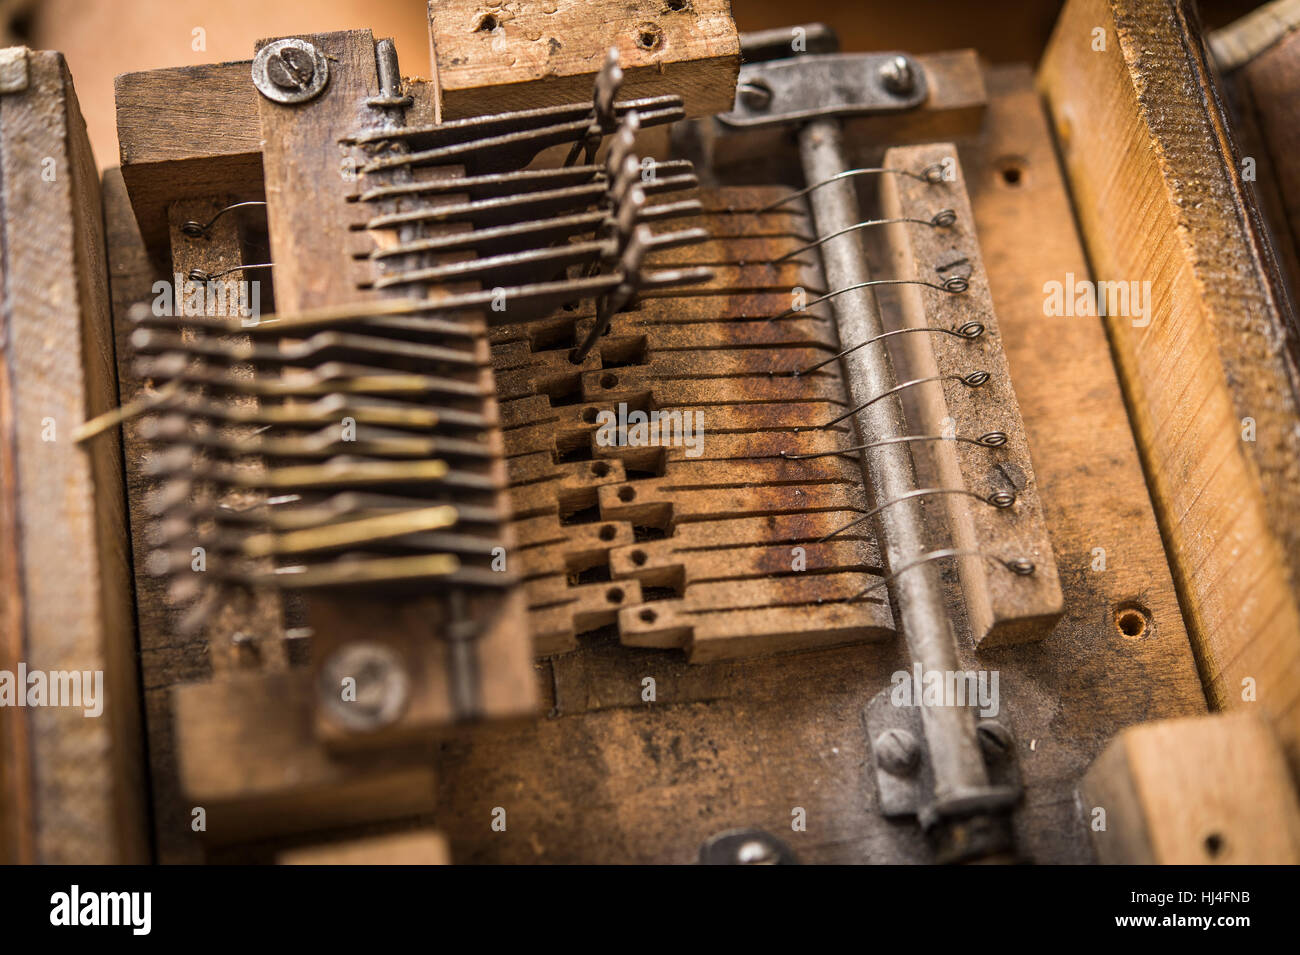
top-left (797, 118), bottom-right (991, 812)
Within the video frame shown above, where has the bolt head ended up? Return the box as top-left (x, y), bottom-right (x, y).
top-left (976, 719), bottom-right (1015, 759)
top-left (879, 55), bottom-right (915, 96)
top-left (874, 727), bottom-right (920, 776)
top-left (738, 78), bottom-right (773, 111)
top-left (319, 641), bottom-right (410, 732)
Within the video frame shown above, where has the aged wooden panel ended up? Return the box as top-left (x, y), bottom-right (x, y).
top-left (428, 0), bottom-right (740, 121)
top-left (0, 51), bottom-right (147, 863)
top-left (419, 67), bottom-right (1208, 864)
top-left (1038, 0), bottom-right (1300, 771)
top-left (880, 141), bottom-right (1063, 648)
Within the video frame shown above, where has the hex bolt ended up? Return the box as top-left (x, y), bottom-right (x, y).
top-left (738, 78), bottom-right (773, 111)
top-left (976, 719), bottom-right (1015, 760)
top-left (874, 727), bottom-right (920, 776)
top-left (879, 55), bottom-right (915, 96)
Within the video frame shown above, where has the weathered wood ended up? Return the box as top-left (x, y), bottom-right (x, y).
top-left (416, 66), bottom-right (1209, 864)
top-left (115, 62), bottom-right (265, 255)
top-left (1038, 0), bottom-right (1300, 773)
top-left (256, 29), bottom-right (535, 740)
top-left (427, 0), bottom-right (739, 121)
top-left (880, 142), bottom-right (1063, 647)
top-left (0, 51), bottom-right (147, 863)
top-left (1239, 29), bottom-right (1300, 317)
top-left (174, 671), bottom-right (438, 843)
top-left (1082, 712), bottom-right (1300, 863)
top-left (278, 829), bottom-right (450, 864)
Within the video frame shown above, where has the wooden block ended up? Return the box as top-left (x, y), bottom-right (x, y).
top-left (428, 0), bottom-right (739, 121)
top-left (116, 62), bottom-right (265, 254)
top-left (173, 671), bottom-right (438, 844)
top-left (279, 829), bottom-right (450, 865)
top-left (115, 60), bottom-right (438, 255)
top-left (0, 50), bottom-right (148, 864)
top-left (1081, 713), bottom-right (1300, 864)
top-left (1039, 0), bottom-right (1300, 770)
top-left (879, 142), bottom-right (1063, 647)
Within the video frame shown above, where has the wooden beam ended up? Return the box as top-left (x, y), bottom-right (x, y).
top-left (1082, 713), bottom-right (1300, 863)
top-left (115, 62), bottom-right (264, 255)
top-left (0, 50), bottom-right (148, 863)
top-left (427, 0), bottom-right (739, 121)
top-left (1038, 0), bottom-right (1300, 772)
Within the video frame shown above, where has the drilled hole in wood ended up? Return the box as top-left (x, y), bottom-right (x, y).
top-left (601, 373), bottom-right (618, 388)
top-left (640, 608), bottom-right (657, 623)
top-left (618, 486), bottom-right (636, 502)
top-left (636, 24), bottom-right (663, 50)
top-left (591, 461), bottom-right (611, 477)
top-left (606, 587), bottom-right (625, 603)
top-left (996, 156), bottom-right (1028, 188)
top-left (599, 524), bottom-right (617, 541)
top-left (666, 0), bottom-right (688, 10)
top-left (476, 14), bottom-right (498, 32)
top-left (631, 550), bottom-right (647, 566)
top-left (1114, 605), bottom-right (1150, 639)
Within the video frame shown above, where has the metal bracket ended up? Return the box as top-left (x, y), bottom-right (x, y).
top-left (863, 689), bottom-right (1021, 829)
top-left (717, 52), bottom-right (927, 129)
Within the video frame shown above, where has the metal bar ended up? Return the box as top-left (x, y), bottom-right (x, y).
top-left (796, 119), bottom-right (991, 811)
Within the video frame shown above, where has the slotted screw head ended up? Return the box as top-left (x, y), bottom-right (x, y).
top-left (874, 727), bottom-right (920, 776)
top-left (253, 38), bottom-right (330, 104)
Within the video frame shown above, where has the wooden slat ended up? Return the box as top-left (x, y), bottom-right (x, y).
top-left (880, 142), bottom-right (1063, 647)
top-left (0, 51), bottom-right (147, 863)
top-left (1038, 0), bottom-right (1300, 772)
top-left (427, 0), bottom-right (740, 121)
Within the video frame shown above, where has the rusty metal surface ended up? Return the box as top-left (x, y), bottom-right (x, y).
top-left (492, 185), bottom-right (897, 661)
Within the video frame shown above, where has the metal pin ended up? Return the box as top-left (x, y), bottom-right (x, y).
top-left (809, 371), bottom-right (991, 431)
top-left (180, 201), bottom-right (267, 238)
top-left (188, 263), bottom-right (273, 283)
top-left (778, 431), bottom-right (1008, 460)
top-left (772, 210), bottom-right (957, 263)
top-left (753, 164), bottom-right (948, 214)
top-left (789, 321), bottom-right (984, 377)
top-left (764, 275), bottom-right (968, 324)
top-left (852, 550), bottom-right (1035, 601)
top-left (818, 487), bottom-right (1017, 543)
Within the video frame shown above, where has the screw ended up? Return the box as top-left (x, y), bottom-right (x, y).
top-left (735, 839), bottom-right (778, 864)
top-left (738, 78), bottom-right (773, 111)
top-left (976, 719), bottom-right (1014, 759)
top-left (879, 55), bottom-right (915, 96)
top-left (318, 642), bottom-right (410, 731)
top-left (266, 46), bottom-right (316, 91)
top-left (252, 38), bottom-right (329, 105)
top-left (874, 727), bottom-right (920, 776)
